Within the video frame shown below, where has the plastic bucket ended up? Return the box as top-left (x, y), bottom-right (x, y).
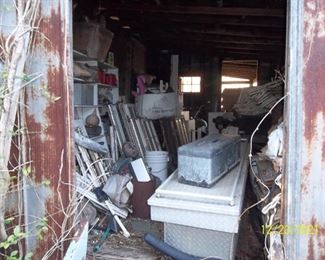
top-left (145, 151), bottom-right (169, 183)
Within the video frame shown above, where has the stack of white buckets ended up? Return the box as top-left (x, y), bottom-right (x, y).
top-left (145, 151), bottom-right (169, 184)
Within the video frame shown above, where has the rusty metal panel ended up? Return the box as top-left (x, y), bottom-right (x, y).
top-left (0, 0), bottom-right (17, 39)
top-left (23, 0), bottom-right (74, 259)
top-left (285, 0), bottom-right (325, 259)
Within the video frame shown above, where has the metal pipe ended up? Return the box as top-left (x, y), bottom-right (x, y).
top-left (147, 120), bottom-right (159, 150)
top-left (112, 105), bottom-right (127, 147)
top-left (129, 118), bottom-right (145, 158)
top-left (144, 119), bottom-right (156, 150)
top-left (149, 121), bottom-right (162, 150)
top-left (135, 118), bottom-right (149, 152)
top-left (108, 105), bottom-right (123, 150)
top-left (74, 131), bottom-right (108, 154)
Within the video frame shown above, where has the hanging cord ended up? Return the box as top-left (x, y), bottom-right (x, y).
top-left (240, 93), bottom-right (288, 219)
top-left (239, 89), bottom-right (288, 258)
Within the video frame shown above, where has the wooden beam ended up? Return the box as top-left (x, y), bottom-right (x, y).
top-left (113, 19), bottom-right (285, 40)
top-left (181, 28), bottom-right (284, 39)
top-left (145, 37), bottom-right (282, 52)
top-left (139, 32), bottom-right (284, 46)
top-left (111, 13), bottom-right (285, 28)
top-left (145, 40), bottom-right (284, 61)
top-left (103, 3), bottom-right (285, 17)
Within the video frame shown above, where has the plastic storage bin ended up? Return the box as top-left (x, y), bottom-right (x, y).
top-left (178, 133), bottom-right (241, 187)
top-left (135, 92), bottom-right (179, 120)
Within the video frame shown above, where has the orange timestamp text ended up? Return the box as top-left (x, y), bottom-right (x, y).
top-left (261, 224), bottom-right (319, 235)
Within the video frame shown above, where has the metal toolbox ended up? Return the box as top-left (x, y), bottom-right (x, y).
top-left (148, 141), bottom-right (248, 259)
top-left (177, 134), bottom-right (241, 187)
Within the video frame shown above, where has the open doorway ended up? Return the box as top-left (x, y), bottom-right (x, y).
top-left (71, 1), bottom-right (287, 259)
top-left (221, 60), bottom-right (257, 111)
top-left (0, 1), bottom-right (293, 259)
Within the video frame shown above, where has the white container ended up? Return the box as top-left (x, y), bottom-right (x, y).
top-left (148, 142), bottom-right (248, 259)
top-left (135, 92), bottom-right (179, 119)
top-left (145, 151), bottom-right (169, 182)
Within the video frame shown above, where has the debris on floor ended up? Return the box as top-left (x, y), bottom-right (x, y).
top-left (87, 218), bottom-right (167, 260)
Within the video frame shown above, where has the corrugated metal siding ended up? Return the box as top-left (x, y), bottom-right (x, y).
top-left (23, 0), bottom-right (74, 258)
top-left (285, 0), bottom-right (325, 259)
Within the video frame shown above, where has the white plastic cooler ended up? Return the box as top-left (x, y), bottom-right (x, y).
top-left (148, 140), bottom-right (248, 259)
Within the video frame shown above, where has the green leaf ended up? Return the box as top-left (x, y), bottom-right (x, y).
top-left (10, 250), bottom-right (18, 257)
top-left (22, 166), bottom-right (32, 176)
top-left (2, 242), bottom-right (10, 249)
top-left (42, 226), bottom-right (49, 233)
top-left (25, 252), bottom-right (33, 260)
top-left (13, 226), bottom-right (21, 237)
top-left (4, 217), bottom-right (15, 224)
top-left (42, 180), bottom-right (50, 186)
top-left (7, 234), bottom-right (15, 244)
top-left (0, 241), bottom-right (6, 248)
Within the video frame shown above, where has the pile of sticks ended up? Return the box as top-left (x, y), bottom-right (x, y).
top-left (74, 126), bottom-right (130, 237)
top-left (233, 79), bottom-right (283, 116)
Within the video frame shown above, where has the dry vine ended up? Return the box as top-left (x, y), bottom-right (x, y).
top-left (1, 3), bottom-right (104, 259)
top-left (0, 0), bottom-right (41, 243)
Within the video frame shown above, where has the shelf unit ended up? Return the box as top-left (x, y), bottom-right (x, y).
top-left (74, 107), bottom-right (109, 149)
top-left (73, 49), bottom-right (119, 151)
top-left (74, 83), bottom-right (119, 106)
top-left (73, 50), bottom-right (119, 105)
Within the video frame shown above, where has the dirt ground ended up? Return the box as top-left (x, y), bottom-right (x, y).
top-left (87, 218), bottom-right (168, 260)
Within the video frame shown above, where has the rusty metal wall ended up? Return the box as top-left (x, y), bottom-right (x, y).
top-left (23, 0), bottom-right (74, 259)
top-left (0, 0), bottom-right (16, 39)
top-left (285, 0), bottom-right (325, 259)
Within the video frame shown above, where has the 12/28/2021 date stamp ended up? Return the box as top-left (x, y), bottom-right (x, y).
top-left (261, 224), bottom-right (319, 235)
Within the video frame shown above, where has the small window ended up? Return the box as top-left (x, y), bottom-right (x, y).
top-left (180, 76), bottom-right (201, 93)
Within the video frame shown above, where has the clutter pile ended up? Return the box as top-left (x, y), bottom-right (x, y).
top-left (233, 79), bottom-right (283, 116)
top-left (74, 101), bottom-right (169, 250)
top-left (249, 121), bottom-right (284, 258)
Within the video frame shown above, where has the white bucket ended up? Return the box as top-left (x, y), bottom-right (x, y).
top-left (145, 151), bottom-right (169, 183)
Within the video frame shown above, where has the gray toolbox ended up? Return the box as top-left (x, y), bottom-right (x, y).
top-left (177, 134), bottom-right (241, 187)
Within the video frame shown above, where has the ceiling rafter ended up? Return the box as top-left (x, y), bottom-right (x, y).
top-left (102, 3), bottom-right (285, 17)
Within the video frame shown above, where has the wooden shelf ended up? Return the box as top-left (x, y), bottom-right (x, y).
top-left (73, 50), bottom-right (116, 70)
top-left (73, 77), bottom-right (86, 83)
top-left (75, 105), bottom-right (106, 108)
top-left (75, 82), bottom-right (118, 88)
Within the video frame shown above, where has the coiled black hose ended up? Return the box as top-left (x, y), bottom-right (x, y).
top-left (144, 233), bottom-right (198, 260)
top-left (144, 233), bottom-right (221, 260)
